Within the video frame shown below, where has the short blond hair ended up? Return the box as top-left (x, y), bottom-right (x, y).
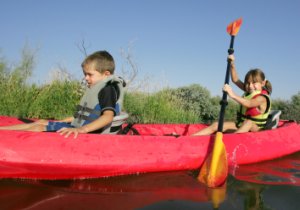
top-left (81, 51), bottom-right (115, 74)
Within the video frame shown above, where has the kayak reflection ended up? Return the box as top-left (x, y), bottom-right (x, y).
top-left (227, 151), bottom-right (300, 210)
top-left (1, 152), bottom-right (300, 210)
top-left (231, 151), bottom-right (300, 186)
top-left (0, 171), bottom-right (226, 210)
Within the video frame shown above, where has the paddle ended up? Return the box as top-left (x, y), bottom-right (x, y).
top-left (198, 18), bottom-right (243, 188)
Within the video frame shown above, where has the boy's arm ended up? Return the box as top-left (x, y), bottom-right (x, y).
top-left (57, 110), bottom-right (114, 138)
top-left (78, 110), bottom-right (114, 133)
top-left (57, 117), bottom-right (74, 123)
top-left (57, 84), bottom-right (117, 138)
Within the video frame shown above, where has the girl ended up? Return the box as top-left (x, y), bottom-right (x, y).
top-left (193, 55), bottom-right (272, 136)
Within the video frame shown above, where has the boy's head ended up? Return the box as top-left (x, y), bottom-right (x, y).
top-left (82, 50), bottom-right (115, 74)
top-left (82, 51), bottom-right (115, 87)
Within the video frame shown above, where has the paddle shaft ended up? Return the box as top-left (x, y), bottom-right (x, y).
top-left (217, 35), bottom-right (235, 132)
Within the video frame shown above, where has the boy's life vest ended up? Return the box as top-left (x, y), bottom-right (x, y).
top-left (236, 89), bottom-right (271, 128)
top-left (71, 75), bottom-right (126, 133)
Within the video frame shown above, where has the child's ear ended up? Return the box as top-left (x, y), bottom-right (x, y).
top-left (104, 70), bottom-right (111, 76)
top-left (262, 80), bottom-right (266, 86)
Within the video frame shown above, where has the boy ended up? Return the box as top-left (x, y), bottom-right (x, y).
top-left (0, 50), bottom-right (125, 138)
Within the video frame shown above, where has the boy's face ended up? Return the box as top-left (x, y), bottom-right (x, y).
top-left (83, 63), bottom-right (110, 87)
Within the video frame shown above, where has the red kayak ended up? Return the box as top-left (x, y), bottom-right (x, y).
top-left (0, 116), bottom-right (299, 179)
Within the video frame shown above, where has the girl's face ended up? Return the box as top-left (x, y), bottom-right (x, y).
top-left (245, 78), bottom-right (266, 93)
top-left (82, 63), bottom-right (110, 87)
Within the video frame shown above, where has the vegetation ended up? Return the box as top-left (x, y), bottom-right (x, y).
top-left (0, 48), bottom-right (82, 119)
top-left (272, 94), bottom-right (300, 122)
top-left (124, 89), bottom-right (199, 124)
top-left (0, 47), bottom-right (299, 123)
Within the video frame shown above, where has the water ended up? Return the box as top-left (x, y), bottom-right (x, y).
top-left (1, 152), bottom-right (300, 210)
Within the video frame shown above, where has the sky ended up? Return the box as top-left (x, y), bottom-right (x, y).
top-left (1, 0), bottom-right (299, 100)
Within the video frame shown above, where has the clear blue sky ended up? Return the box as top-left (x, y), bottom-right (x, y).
top-left (1, 0), bottom-right (299, 100)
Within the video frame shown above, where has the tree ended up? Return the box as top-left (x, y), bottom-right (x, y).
top-left (273, 92), bottom-right (300, 122)
top-left (287, 92), bottom-right (300, 122)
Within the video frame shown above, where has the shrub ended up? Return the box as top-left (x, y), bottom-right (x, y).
top-left (0, 48), bottom-right (38, 117)
top-left (211, 96), bottom-right (239, 122)
top-left (168, 84), bottom-right (219, 123)
top-left (274, 92), bottom-right (300, 122)
top-left (124, 90), bottom-right (198, 124)
top-left (27, 80), bottom-right (82, 119)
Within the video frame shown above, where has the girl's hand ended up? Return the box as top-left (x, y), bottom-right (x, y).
top-left (223, 84), bottom-right (234, 97)
top-left (227, 54), bottom-right (235, 62)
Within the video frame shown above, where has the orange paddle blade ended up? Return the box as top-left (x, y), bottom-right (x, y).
top-left (198, 132), bottom-right (228, 187)
top-left (226, 18), bottom-right (243, 36)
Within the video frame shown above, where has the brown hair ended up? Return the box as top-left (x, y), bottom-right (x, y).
top-left (81, 50), bottom-right (115, 74)
top-left (244, 68), bottom-right (272, 95)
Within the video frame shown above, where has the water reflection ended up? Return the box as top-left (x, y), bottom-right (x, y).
top-left (0, 152), bottom-right (300, 210)
top-left (0, 171), bottom-right (214, 210)
top-left (232, 151), bottom-right (300, 186)
top-left (228, 151), bottom-right (300, 210)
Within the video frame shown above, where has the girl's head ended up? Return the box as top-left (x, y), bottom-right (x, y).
top-left (244, 69), bottom-right (272, 95)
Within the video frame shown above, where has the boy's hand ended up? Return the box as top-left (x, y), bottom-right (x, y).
top-left (57, 127), bottom-right (87, 139)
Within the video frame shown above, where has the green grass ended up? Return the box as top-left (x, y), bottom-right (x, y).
top-left (124, 91), bottom-right (199, 124)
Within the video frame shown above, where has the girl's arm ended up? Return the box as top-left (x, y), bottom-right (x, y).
top-left (228, 55), bottom-right (245, 91)
top-left (223, 84), bottom-right (266, 108)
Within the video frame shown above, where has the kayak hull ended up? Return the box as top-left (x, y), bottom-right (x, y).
top-left (0, 116), bottom-right (299, 179)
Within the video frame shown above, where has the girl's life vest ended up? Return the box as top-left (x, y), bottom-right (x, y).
top-left (71, 75), bottom-right (126, 134)
top-left (236, 89), bottom-right (271, 128)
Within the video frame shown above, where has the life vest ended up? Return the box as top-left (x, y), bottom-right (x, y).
top-left (236, 89), bottom-right (271, 128)
top-left (71, 75), bottom-right (126, 134)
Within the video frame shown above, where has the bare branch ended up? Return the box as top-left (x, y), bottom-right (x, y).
top-left (76, 39), bottom-right (90, 57)
top-left (120, 41), bottom-right (139, 90)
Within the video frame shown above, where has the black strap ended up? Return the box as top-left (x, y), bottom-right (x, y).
top-left (110, 125), bottom-right (122, 133)
top-left (75, 105), bottom-right (101, 116)
top-left (263, 116), bottom-right (277, 130)
top-left (119, 123), bottom-right (140, 135)
top-left (236, 112), bottom-right (268, 123)
top-left (18, 118), bottom-right (35, 124)
top-left (73, 113), bottom-right (97, 122)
